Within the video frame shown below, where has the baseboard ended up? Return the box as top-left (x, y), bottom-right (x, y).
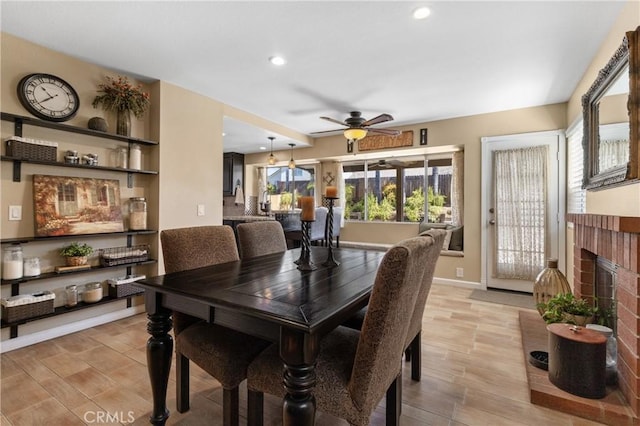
top-left (432, 277), bottom-right (482, 289)
top-left (0, 305), bottom-right (145, 353)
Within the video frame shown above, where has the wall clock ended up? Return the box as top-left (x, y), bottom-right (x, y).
top-left (17, 73), bottom-right (80, 122)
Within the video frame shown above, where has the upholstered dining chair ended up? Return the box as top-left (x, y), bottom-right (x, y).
top-left (236, 221), bottom-right (288, 258)
top-left (342, 229), bottom-right (446, 381)
top-left (160, 225), bottom-right (270, 426)
top-left (246, 235), bottom-right (434, 426)
top-left (309, 206), bottom-right (329, 245)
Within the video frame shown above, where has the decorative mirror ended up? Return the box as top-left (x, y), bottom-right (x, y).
top-left (583, 27), bottom-right (639, 189)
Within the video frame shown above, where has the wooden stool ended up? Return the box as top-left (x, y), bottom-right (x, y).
top-left (547, 323), bottom-right (607, 399)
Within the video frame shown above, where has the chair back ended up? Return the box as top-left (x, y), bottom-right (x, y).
top-left (160, 225), bottom-right (239, 334)
top-left (347, 236), bottom-right (432, 413)
top-left (309, 207), bottom-right (328, 241)
top-left (237, 221), bottom-right (287, 258)
top-left (404, 229), bottom-right (446, 347)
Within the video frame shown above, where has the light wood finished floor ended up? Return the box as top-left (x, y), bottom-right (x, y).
top-left (1, 284), bottom-right (607, 425)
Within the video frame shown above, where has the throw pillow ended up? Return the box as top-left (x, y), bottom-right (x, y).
top-left (448, 226), bottom-right (464, 251)
top-left (442, 229), bottom-right (453, 251)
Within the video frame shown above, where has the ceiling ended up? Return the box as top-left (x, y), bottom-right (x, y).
top-left (0, 1), bottom-right (627, 154)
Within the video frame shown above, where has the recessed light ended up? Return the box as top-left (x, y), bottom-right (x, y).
top-left (269, 56), bottom-right (286, 66)
top-left (259, 146), bottom-right (267, 150)
top-left (413, 7), bottom-right (431, 20)
top-left (222, 132), bottom-right (226, 137)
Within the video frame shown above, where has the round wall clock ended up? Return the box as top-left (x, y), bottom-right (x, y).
top-left (17, 73), bottom-right (80, 122)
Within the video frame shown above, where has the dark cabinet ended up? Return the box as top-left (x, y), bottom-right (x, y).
top-left (223, 152), bottom-right (244, 196)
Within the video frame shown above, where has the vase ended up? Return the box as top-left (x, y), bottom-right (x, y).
top-left (116, 109), bottom-right (131, 137)
top-left (533, 258), bottom-right (571, 315)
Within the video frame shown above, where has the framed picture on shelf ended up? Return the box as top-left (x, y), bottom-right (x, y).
top-left (33, 174), bottom-right (125, 237)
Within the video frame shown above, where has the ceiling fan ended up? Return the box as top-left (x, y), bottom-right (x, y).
top-left (369, 159), bottom-right (407, 170)
top-left (312, 111), bottom-right (402, 139)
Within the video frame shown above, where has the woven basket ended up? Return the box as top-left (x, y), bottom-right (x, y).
top-left (66, 256), bottom-right (88, 266)
top-left (100, 245), bottom-right (149, 267)
top-left (6, 139), bottom-right (57, 162)
top-left (109, 282), bottom-right (144, 298)
top-left (1, 299), bottom-right (54, 323)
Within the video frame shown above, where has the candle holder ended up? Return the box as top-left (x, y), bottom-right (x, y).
top-left (297, 220), bottom-right (317, 271)
top-left (323, 197), bottom-right (340, 267)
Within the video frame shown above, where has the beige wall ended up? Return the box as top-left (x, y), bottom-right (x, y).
top-left (246, 103), bottom-right (567, 283)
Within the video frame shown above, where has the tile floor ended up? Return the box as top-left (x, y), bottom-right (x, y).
top-left (1, 284), bottom-right (610, 425)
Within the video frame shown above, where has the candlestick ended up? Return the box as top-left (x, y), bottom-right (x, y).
top-left (325, 186), bottom-right (338, 198)
top-left (297, 220), bottom-right (317, 271)
top-left (300, 196), bottom-right (315, 221)
top-left (323, 197), bottom-right (340, 267)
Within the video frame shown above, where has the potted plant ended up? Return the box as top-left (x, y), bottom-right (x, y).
top-left (537, 292), bottom-right (596, 326)
top-left (60, 242), bottom-right (94, 266)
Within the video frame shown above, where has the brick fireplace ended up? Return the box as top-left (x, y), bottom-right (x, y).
top-left (567, 213), bottom-right (640, 415)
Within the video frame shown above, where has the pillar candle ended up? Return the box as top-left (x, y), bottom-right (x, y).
top-left (326, 186), bottom-right (338, 198)
top-left (300, 196), bottom-right (315, 221)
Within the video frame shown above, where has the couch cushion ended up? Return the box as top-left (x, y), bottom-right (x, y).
top-left (448, 226), bottom-right (464, 251)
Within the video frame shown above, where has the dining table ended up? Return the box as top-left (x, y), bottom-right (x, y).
top-left (136, 245), bottom-right (386, 425)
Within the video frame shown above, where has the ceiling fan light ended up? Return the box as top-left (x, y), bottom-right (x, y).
top-left (344, 128), bottom-right (368, 141)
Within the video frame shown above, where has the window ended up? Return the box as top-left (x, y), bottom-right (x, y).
top-left (266, 165), bottom-right (315, 210)
top-left (342, 153), bottom-right (462, 223)
top-left (567, 121), bottom-right (586, 214)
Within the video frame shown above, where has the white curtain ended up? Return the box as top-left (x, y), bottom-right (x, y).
top-left (493, 145), bottom-right (547, 281)
top-left (451, 151), bottom-right (464, 226)
top-left (599, 138), bottom-right (629, 172)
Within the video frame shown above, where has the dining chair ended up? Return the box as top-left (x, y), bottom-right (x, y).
top-left (160, 225), bottom-right (270, 426)
top-left (342, 229), bottom-right (446, 381)
top-left (309, 206), bottom-right (329, 245)
top-left (246, 235), bottom-right (434, 426)
top-left (236, 221), bottom-right (288, 258)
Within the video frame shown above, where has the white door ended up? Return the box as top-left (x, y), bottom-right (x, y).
top-left (481, 131), bottom-right (565, 293)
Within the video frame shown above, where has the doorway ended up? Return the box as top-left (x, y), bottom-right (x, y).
top-left (481, 130), bottom-right (565, 293)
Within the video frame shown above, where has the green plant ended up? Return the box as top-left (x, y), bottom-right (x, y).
top-left (537, 292), bottom-right (596, 325)
top-left (60, 242), bottom-right (94, 257)
top-left (92, 75), bottom-right (150, 118)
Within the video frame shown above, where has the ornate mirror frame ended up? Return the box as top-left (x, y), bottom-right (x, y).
top-left (583, 27), bottom-right (639, 189)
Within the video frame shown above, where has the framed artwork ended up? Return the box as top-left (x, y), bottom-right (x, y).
top-left (358, 131), bottom-right (413, 152)
top-left (33, 174), bottom-right (124, 236)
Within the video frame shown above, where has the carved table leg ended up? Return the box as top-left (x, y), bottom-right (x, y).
top-left (146, 307), bottom-right (173, 425)
top-left (280, 328), bottom-right (319, 426)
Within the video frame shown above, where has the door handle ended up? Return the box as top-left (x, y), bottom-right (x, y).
top-left (489, 219), bottom-right (496, 225)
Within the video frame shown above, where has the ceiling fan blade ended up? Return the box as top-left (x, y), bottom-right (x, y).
top-left (367, 128), bottom-right (402, 136)
top-left (310, 128), bottom-right (345, 135)
top-left (362, 113), bottom-right (394, 126)
top-left (320, 116), bottom-right (348, 126)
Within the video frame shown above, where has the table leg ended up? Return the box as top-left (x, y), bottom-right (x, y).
top-left (146, 307), bottom-right (173, 425)
top-left (280, 328), bottom-right (319, 426)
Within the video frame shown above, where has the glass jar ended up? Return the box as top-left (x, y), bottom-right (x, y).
top-left (129, 143), bottom-right (141, 170)
top-left (23, 257), bottom-right (41, 277)
top-left (115, 146), bottom-right (128, 168)
top-left (3, 245), bottom-right (24, 280)
top-left (587, 324), bottom-right (618, 385)
top-left (129, 197), bottom-right (148, 230)
top-left (83, 282), bottom-right (103, 303)
top-left (65, 285), bottom-right (78, 307)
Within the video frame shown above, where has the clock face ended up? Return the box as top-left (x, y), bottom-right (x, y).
top-left (17, 73), bottom-right (80, 122)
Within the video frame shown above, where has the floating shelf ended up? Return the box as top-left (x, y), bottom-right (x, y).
top-left (1, 230), bottom-right (157, 245)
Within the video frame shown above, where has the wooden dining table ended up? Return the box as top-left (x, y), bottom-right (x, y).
top-left (135, 246), bottom-right (385, 425)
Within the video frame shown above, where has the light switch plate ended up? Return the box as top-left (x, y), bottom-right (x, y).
top-left (197, 204), bottom-right (205, 216)
top-left (9, 205), bottom-right (22, 221)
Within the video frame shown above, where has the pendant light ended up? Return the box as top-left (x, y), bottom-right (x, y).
top-left (288, 143), bottom-right (296, 169)
top-left (268, 136), bottom-right (277, 165)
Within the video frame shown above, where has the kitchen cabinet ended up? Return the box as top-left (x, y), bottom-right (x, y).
top-left (223, 152), bottom-right (244, 196)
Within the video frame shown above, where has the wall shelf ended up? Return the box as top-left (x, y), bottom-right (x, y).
top-left (1, 230), bottom-right (157, 245)
top-left (1, 292), bottom-right (143, 330)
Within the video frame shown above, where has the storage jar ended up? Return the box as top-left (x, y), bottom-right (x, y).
top-left (83, 282), bottom-right (103, 303)
top-left (129, 143), bottom-right (141, 170)
top-left (23, 257), bottom-right (41, 277)
top-left (3, 246), bottom-right (23, 280)
top-left (65, 285), bottom-right (78, 307)
top-left (587, 324), bottom-right (618, 385)
top-left (129, 197), bottom-right (148, 230)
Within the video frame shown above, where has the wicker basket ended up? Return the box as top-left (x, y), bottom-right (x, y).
top-left (100, 245), bottom-right (149, 267)
top-left (109, 282), bottom-right (144, 298)
top-left (5, 137), bottom-right (57, 162)
top-left (1, 292), bottom-right (55, 323)
top-left (66, 256), bottom-right (88, 266)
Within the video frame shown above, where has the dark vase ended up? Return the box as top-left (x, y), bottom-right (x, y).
top-left (116, 109), bottom-right (131, 137)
